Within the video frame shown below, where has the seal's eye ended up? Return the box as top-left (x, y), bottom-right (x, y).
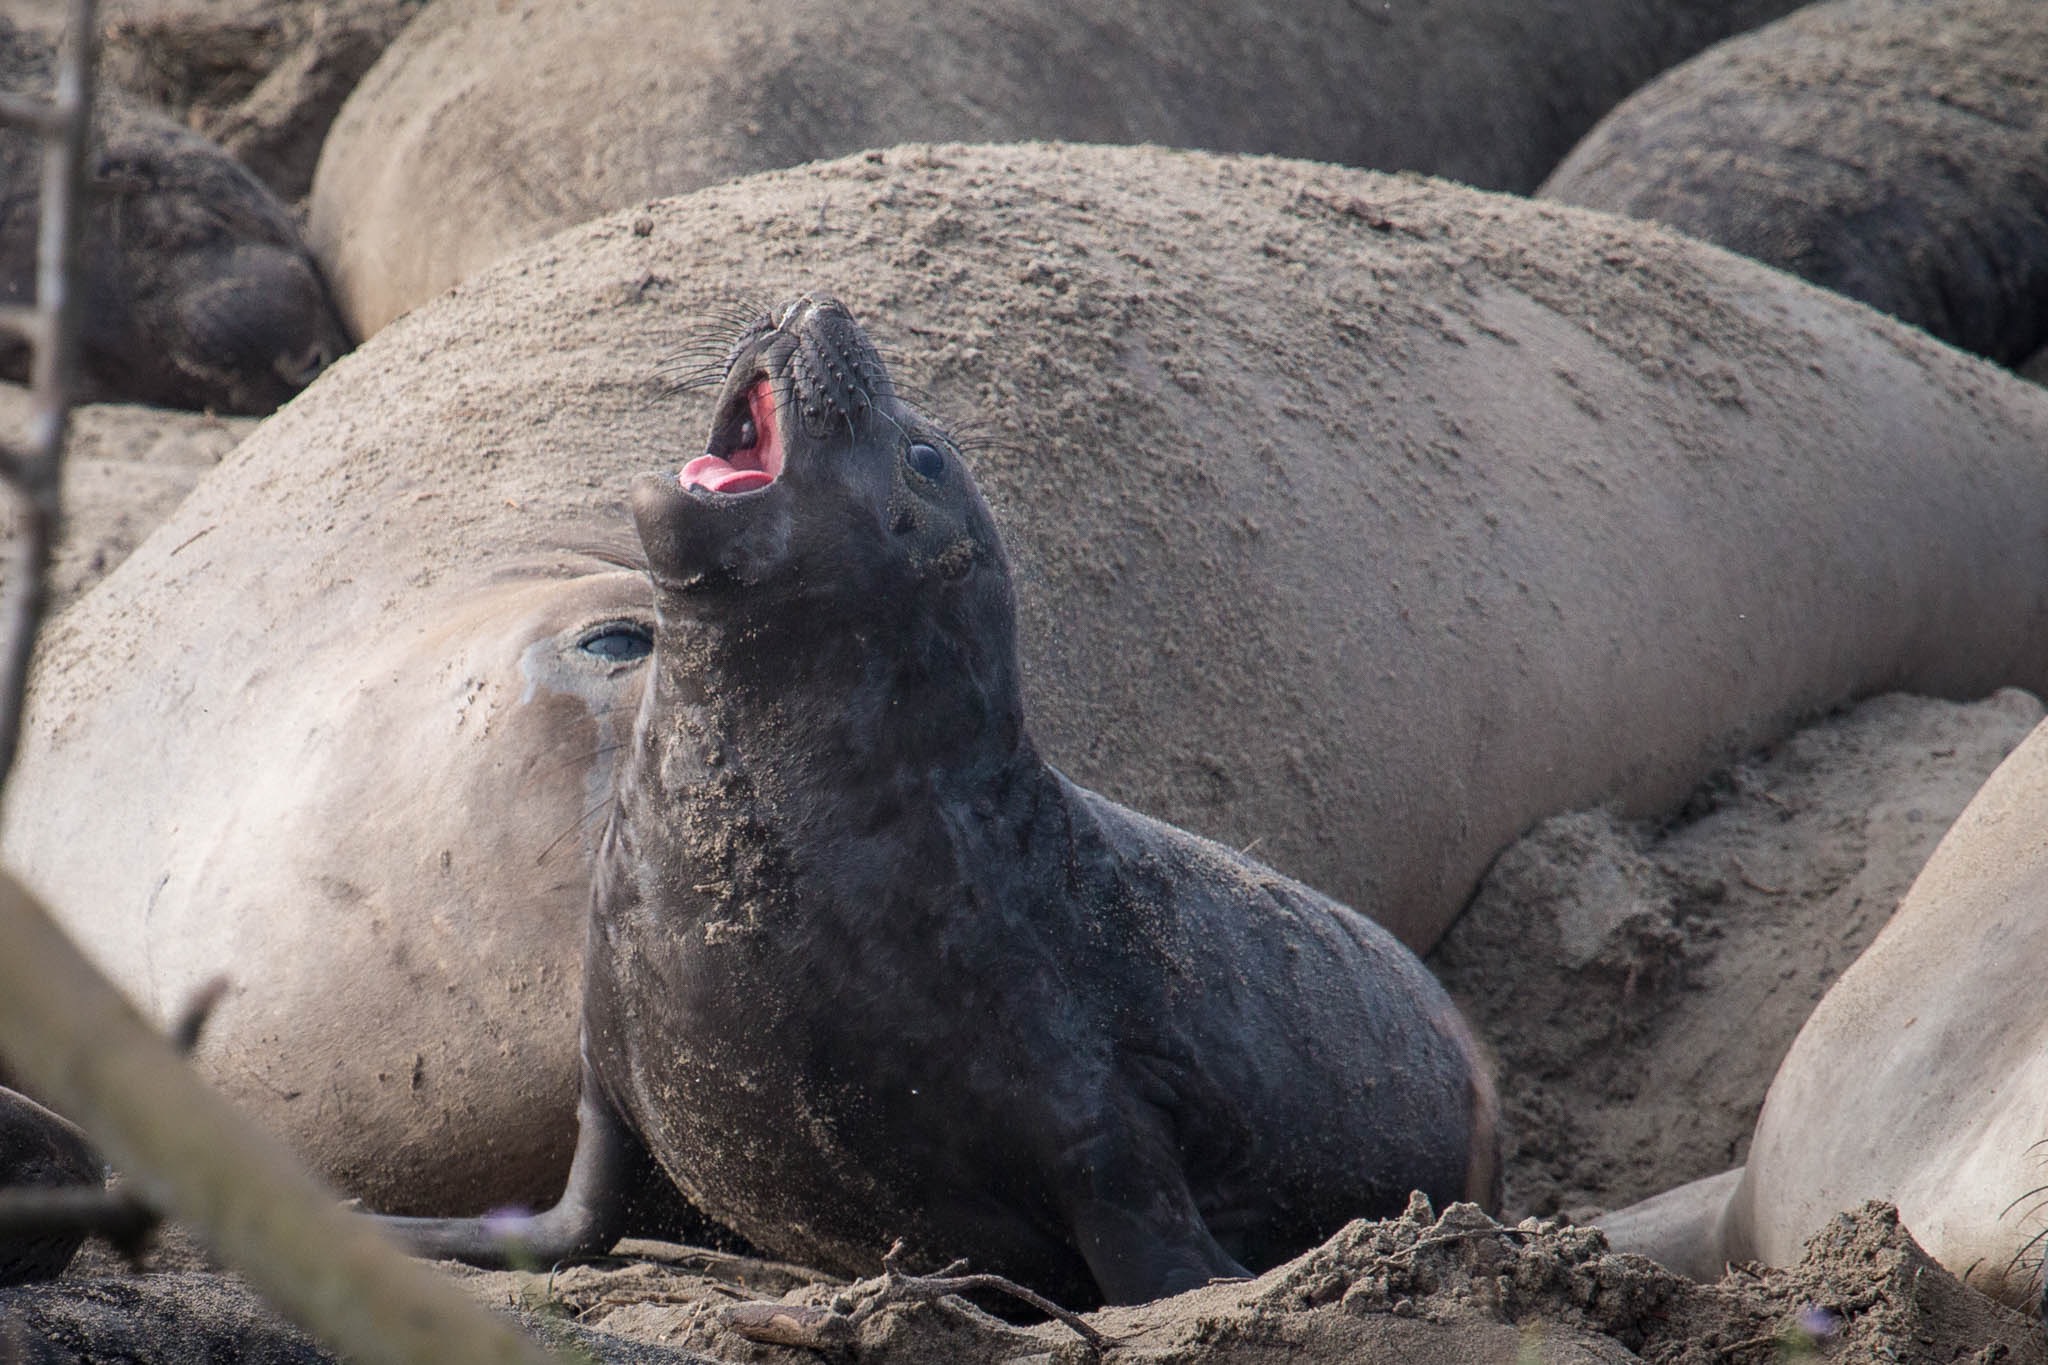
top-left (906, 443), bottom-right (946, 481)
top-left (578, 624), bottom-right (653, 663)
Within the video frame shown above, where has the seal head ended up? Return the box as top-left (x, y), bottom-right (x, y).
top-left (635, 296), bottom-right (1012, 703)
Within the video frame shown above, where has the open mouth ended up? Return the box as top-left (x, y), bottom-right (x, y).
top-left (681, 376), bottom-right (783, 494)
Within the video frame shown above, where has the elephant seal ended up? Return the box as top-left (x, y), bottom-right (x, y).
top-left (1602, 710), bottom-right (2048, 1310)
top-left (0, 1085), bottom-right (101, 1286)
top-left (101, 0), bottom-right (427, 202)
top-left (1539, 0), bottom-right (2048, 368)
top-left (0, 16), bottom-right (350, 413)
top-left (308, 0), bottom-right (1809, 336)
top-left (384, 295), bottom-right (1499, 1304)
top-left (14, 144), bottom-right (2048, 1219)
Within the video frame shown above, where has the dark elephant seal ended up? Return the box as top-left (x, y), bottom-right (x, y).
top-left (14, 145), bottom-right (2048, 1220)
top-left (308, 0), bottom-right (1809, 336)
top-left (1539, 0), bottom-right (2048, 367)
top-left (387, 295), bottom-right (1499, 1305)
top-left (0, 1085), bottom-right (101, 1285)
top-left (0, 17), bottom-right (350, 413)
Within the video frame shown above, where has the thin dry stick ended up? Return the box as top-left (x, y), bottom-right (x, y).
top-left (723, 1237), bottom-right (1111, 1353)
top-left (0, 0), bottom-right (93, 794)
top-left (0, 9), bottom-right (569, 1362)
top-left (871, 1239), bottom-right (1111, 1351)
top-left (0, 1186), bottom-right (154, 1259)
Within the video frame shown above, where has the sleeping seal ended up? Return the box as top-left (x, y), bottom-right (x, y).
top-left (308, 0), bottom-right (1811, 337)
top-left (0, 16), bottom-right (349, 413)
top-left (1539, 0), bottom-right (2048, 368)
top-left (386, 295), bottom-right (1499, 1305)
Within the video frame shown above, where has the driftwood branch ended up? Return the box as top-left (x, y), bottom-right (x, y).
top-left (722, 1236), bottom-right (1111, 1353)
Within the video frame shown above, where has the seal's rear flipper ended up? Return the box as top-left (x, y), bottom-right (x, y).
top-left (378, 1073), bottom-right (667, 1267)
top-left (1594, 1165), bottom-right (1744, 1282)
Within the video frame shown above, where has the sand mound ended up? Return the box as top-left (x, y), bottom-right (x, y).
top-left (1435, 688), bottom-right (2045, 1220)
top-left (0, 384), bottom-right (254, 609)
top-left (26, 1198), bottom-right (2032, 1362)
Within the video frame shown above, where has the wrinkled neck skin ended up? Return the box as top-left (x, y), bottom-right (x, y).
top-left (683, 579), bottom-right (1022, 764)
top-left (612, 551), bottom-right (1041, 939)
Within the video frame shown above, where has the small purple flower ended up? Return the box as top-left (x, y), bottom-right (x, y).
top-left (482, 1204), bottom-right (534, 1238)
top-left (1796, 1304), bottom-right (1839, 1340)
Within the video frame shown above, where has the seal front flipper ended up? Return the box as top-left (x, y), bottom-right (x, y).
top-left (1057, 1128), bottom-right (1249, 1303)
top-left (378, 1063), bottom-right (667, 1266)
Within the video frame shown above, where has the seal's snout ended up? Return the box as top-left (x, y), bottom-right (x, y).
top-left (785, 296), bottom-right (893, 439)
top-left (676, 295), bottom-right (897, 501)
top-left (633, 469), bottom-right (706, 580)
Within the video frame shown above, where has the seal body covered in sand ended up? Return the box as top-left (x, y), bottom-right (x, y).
top-left (308, 0), bottom-right (1809, 336)
top-left (1540, 0), bottom-right (2048, 368)
top-left (389, 296), bottom-right (1498, 1304)
top-left (0, 16), bottom-right (348, 413)
top-left (14, 145), bottom-right (2048, 1216)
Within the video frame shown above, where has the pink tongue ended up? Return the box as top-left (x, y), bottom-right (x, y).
top-left (680, 455), bottom-right (774, 494)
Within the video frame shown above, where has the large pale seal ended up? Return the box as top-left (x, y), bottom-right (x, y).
top-left (0, 16), bottom-right (350, 413)
top-left (1602, 711), bottom-right (2048, 1308)
top-left (1539, 0), bottom-right (2048, 367)
top-left (308, 0), bottom-right (1810, 336)
top-left (385, 295), bottom-right (1499, 1303)
top-left (13, 145), bottom-right (2048, 1219)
